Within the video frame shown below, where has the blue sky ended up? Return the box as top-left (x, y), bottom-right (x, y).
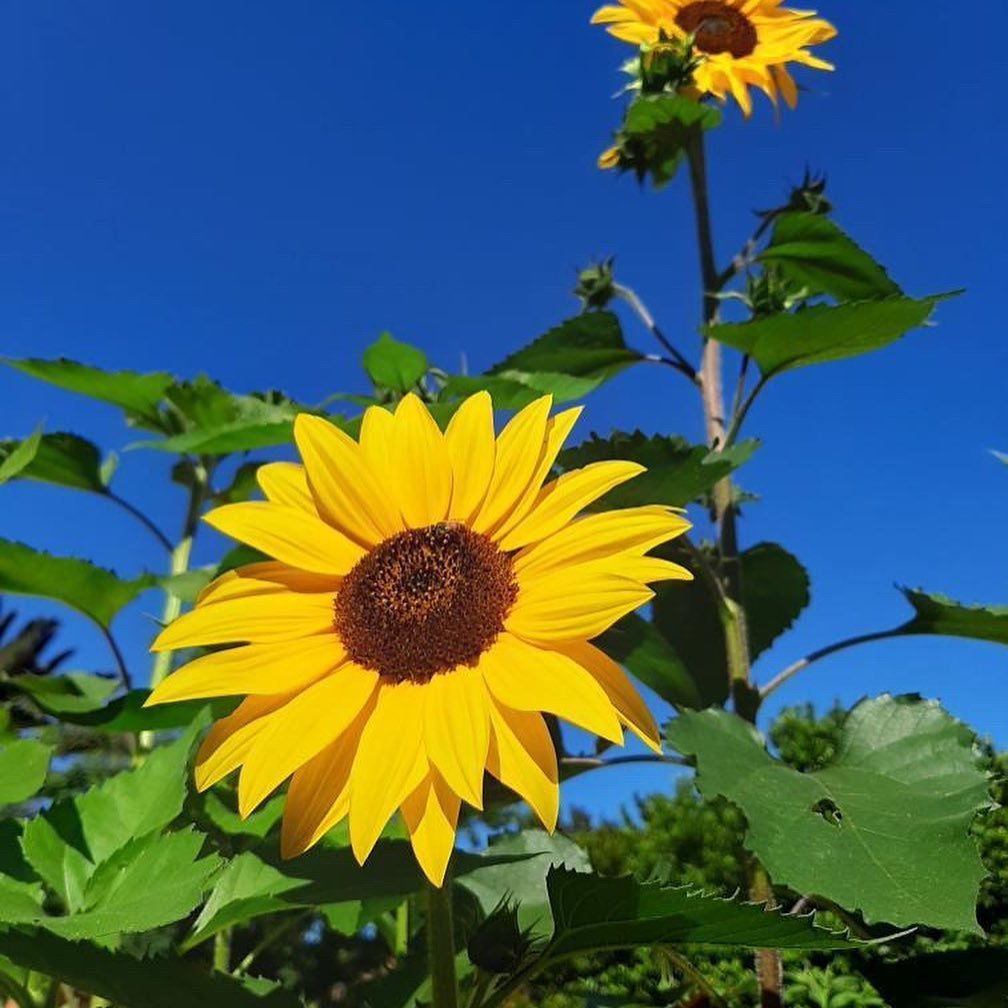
top-left (1, 1), bottom-right (1006, 816)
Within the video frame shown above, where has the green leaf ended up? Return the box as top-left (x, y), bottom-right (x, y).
top-left (0, 540), bottom-right (155, 630)
top-left (50, 690), bottom-right (234, 732)
top-left (485, 312), bottom-right (641, 391)
top-left (199, 791), bottom-right (285, 839)
top-left (706, 295), bottom-right (952, 378)
top-left (559, 431), bottom-right (758, 510)
top-left (897, 589), bottom-right (1008, 645)
top-left (20, 726), bottom-right (200, 911)
top-left (597, 614), bottom-right (702, 709)
top-left (862, 949), bottom-right (1008, 1007)
top-left (131, 380), bottom-right (311, 455)
top-left (651, 562), bottom-right (730, 709)
top-left (741, 543), bottom-right (811, 659)
top-left (0, 433), bottom-right (106, 494)
top-left (457, 831), bottom-right (590, 937)
top-left (758, 212), bottom-right (902, 302)
top-left (187, 851), bottom-right (305, 947)
top-left (250, 839), bottom-right (542, 909)
top-left (0, 928), bottom-right (302, 1008)
top-left (362, 333), bottom-right (429, 392)
top-left (8, 672), bottom-right (119, 717)
top-left (32, 829), bottom-right (221, 939)
top-left (0, 426), bottom-right (43, 485)
top-left (666, 696), bottom-right (989, 931)
top-left (0, 740), bottom-right (51, 806)
top-left (0, 878), bottom-right (43, 922)
top-left (5, 359), bottom-right (172, 430)
top-left (614, 94), bottom-right (721, 188)
top-left (542, 867), bottom-right (858, 962)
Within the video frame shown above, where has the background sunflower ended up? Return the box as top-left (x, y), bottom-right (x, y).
top-left (592, 0), bottom-right (836, 114)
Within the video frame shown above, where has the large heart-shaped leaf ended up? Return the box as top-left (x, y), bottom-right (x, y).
top-left (667, 696), bottom-right (989, 931)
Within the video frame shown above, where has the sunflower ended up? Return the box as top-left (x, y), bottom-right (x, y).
top-left (592, 0), bottom-right (837, 116)
top-left (147, 393), bottom-right (690, 885)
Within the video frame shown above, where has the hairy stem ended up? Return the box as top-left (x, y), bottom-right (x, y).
top-left (426, 878), bottom-right (459, 1008)
top-left (684, 132), bottom-right (751, 706)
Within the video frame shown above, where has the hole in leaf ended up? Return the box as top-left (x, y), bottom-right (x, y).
top-left (812, 797), bottom-right (843, 827)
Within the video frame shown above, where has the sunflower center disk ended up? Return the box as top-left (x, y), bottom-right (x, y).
top-left (334, 523), bottom-right (518, 683)
top-left (675, 1), bottom-right (758, 58)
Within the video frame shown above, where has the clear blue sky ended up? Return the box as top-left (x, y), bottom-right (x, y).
top-left (1, 1), bottom-right (1005, 816)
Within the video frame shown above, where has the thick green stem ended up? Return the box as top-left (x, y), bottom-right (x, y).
top-left (426, 879), bottom-right (459, 1008)
top-left (685, 129), bottom-right (779, 1007)
top-left (213, 929), bottom-right (231, 973)
top-left (684, 132), bottom-right (751, 701)
top-left (395, 897), bottom-right (410, 957)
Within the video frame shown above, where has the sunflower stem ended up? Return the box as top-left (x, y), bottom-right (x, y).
top-left (685, 129), bottom-right (781, 1007)
top-left (426, 878), bottom-right (459, 1008)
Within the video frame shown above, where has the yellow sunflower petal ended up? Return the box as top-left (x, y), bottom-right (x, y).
top-left (237, 662), bottom-right (379, 817)
top-left (489, 407), bottom-right (582, 541)
top-left (445, 391), bottom-right (496, 522)
top-left (294, 413), bottom-right (404, 546)
top-left (151, 592), bottom-right (337, 652)
top-left (145, 635), bottom-right (346, 705)
top-left (480, 633), bottom-right (623, 743)
top-left (358, 405), bottom-right (409, 519)
top-left (256, 462), bottom-right (314, 511)
top-left (348, 681), bottom-right (429, 864)
top-left (280, 719), bottom-right (359, 858)
top-left (486, 703), bottom-right (558, 831)
top-left (401, 771), bottom-right (461, 887)
top-left (470, 396), bottom-right (552, 534)
top-left (554, 640), bottom-right (661, 753)
top-left (392, 394), bottom-right (452, 527)
top-left (203, 502), bottom-right (364, 576)
top-left (496, 460), bottom-right (645, 552)
top-left (423, 666), bottom-right (490, 809)
top-left (193, 693), bottom-right (292, 791)
top-left (197, 562), bottom-right (340, 606)
top-left (507, 571), bottom-right (653, 643)
top-left (514, 506), bottom-right (690, 577)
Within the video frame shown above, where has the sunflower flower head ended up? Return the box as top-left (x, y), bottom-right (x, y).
top-left (592, 0), bottom-right (837, 116)
top-left (147, 393), bottom-right (691, 886)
